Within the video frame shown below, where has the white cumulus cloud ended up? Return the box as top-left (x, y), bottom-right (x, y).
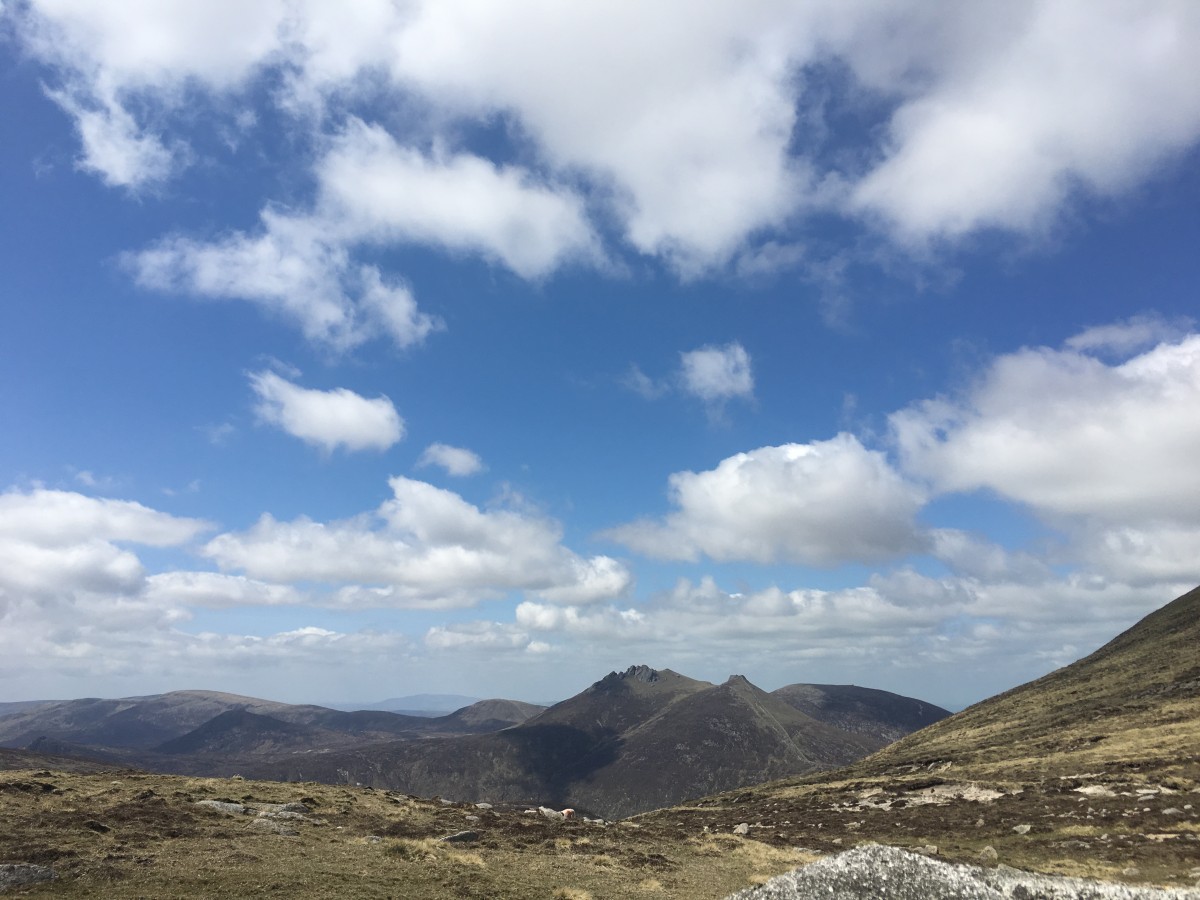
top-left (128, 213), bottom-right (441, 351)
top-left (0, 489), bottom-right (209, 615)
top-left (606, 434), bottom-right (926, 566)
top-left (249, 370), bottom-right (404, 454)
top-left (316, 121), bottom-right (602, 279)
top-left (204, 476), bottom-right (631, 609)
top-left (890, 332), bottom-right (1200, 526)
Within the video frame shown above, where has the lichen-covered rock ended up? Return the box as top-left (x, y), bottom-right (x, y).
top-left (726, 844), bottom-right (1200, 900)
top-left (0, 864), bottom-right (56, 892)
top-left (194, 800), bottom-right (248, 815)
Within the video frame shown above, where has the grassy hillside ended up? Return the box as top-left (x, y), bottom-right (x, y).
top-left (0, 755), bottom-right (814, 899)
top-left (645, 585), bottom-right (1200, 889)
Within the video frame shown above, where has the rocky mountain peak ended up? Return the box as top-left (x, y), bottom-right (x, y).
top-left (621, 665), bottom-right (659, 683)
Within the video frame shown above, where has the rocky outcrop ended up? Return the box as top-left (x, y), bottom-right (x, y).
top-left (727, 845), bottom-right (1200, 900)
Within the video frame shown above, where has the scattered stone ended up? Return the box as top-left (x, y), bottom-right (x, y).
top-left (439, 799), bottom-right (455, 806)
top-left (1122, 867), bottom-right (1141, 877)
top-left (917, 845), bottom-right (938, 855)
top-left (733, 823), bottom-right (750, 835)
top-left (475, 803), bottom-right (493, 810)
top-left (978, 846), bottom-right (998, 862)
top-left (194, 800), bottom-right (247, 815)
top-left (257, 810), bottom-right (309, 822)
top-left (248, 818), bottom-right (299, 836)
top-left (464, 815), bottom-right (480, 823)
top-left (1163, 808), bottom-right (1182, 816)
top-left (440, 831), bottom-right (479, 844)
top-left (1012, 823), bottom-right (1032, 835)
top-left (1076, 785), bottom-right (1118, 798)
top-left (0, 864), bottom-right (56, 891)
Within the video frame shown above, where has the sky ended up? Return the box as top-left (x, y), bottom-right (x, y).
top-left (2, 1), bottom-right (1199, 711)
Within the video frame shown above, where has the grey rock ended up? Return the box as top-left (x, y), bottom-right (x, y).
top-left (733, 823), bottom-right (750, 835)
top-left (1012, 823), bottom-right (1032, 835)
top-left (247, 818), bottom-right (299, 836)
top-left (978, 846), bottom-right (998, 862)
top-left (257, 802), bottom-right (311, 815)
top-left (194, 800), bottom-right (248, 815)
top-left (725, 845), bottom-right (1200, 900)
top-left (440, 831), bottom-right (479, 843)
top-left (0, 864), bottom-right (56, 892)
top-left (257, 810), bottom-right (309, 821)
top-left (475, 803), bottom-right (493, 810)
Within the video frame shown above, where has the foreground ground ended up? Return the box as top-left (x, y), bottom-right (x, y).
top-left (2, 758), bottom-right (1198, 898)
top-left (0, 762), bottom-right (818, 899)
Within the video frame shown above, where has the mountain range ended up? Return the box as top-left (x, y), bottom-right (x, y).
top-left (0, 670), bottom-right (947, 818)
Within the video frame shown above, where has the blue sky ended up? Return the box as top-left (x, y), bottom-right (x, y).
top-left (2, 1), bottom-right (1199, 710)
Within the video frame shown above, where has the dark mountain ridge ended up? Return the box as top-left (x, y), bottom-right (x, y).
top-left (241, 666), bottom-right (944, 817)
top-left (771, 682), bottom-right (950, 744)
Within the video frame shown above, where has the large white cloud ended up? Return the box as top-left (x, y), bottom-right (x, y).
top-left (21, 0), bottom-right (286, 188)
top-left (606, 434), bottom-right (926, 566)
top-left (129, 213), bottom-right (441, 351)
top-left (315, 121), bottom-right (602, 279)
top-left (123, 118), bottom-right (597, 347)
top-left (143, 572), bottom-right (305, 610)
top-left (18, 1), bottom-right (1200, 269)
top-left (0, 490), bottom-right (209, 625)
top-left (891, 332), bottom-right (1200, 525)
top-left (850, 1), bottom-right (1200, 243)
top-left (249, 370), bottom-right (404, 454)
top-left (204, 476), bottom-right (631, 608)
top-left (0, 488), bottom-right (209, 548)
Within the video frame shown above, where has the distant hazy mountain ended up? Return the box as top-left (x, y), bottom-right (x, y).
top-left (326, 694), bottom-right (484, 714)
top-left (0, 690), bottom-right (545, 767)
top-left (0, 699), bottom-right (59, 719)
